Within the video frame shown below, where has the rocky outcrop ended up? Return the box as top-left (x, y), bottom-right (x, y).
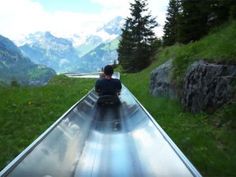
top-left (150, 60), bottom-right (176, 98)
top-left (182, 60), bottom-right (236, 113)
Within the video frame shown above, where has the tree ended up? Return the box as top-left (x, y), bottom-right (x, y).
top-left (162, 0), bottom-right (236, 45)
top-left (177, 0), bottom-right (209, 44)
top-left (118, 19), bottom-right (135, 71)
top-left (163, 0), bottom-right (180, 46)
top-left (152, 38), bottom-right (162, 51)
top-left (208, 0), bottom-right (236, 28)
top-left (118, 0), bottom-right (157, 72)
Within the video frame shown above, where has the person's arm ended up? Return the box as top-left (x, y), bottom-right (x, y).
top-left (95, 80), bottom-right (101, 93)
top-left (117, 80), bottom-right (122, 95)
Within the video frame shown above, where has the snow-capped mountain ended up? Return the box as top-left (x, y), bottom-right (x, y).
top-left (97, 16), bottom-right (123, 35)
top-left (74, 16), bottom-right (123, 57)
top-left (74, 37), bottom-right (120, 72)
top-left (18, 16), bottom-right (124, 73)
top-left (20, 32), bottom-right (80, 73)
top-left (76, 35), bottom-right (103, 57)
top-left (0, 35), bottom-right (56, 85)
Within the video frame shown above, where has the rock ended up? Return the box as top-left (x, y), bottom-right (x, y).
top-left (150, 59), bottom-right (176, 98)
top-left (182, 60), bottom-right (236, 113)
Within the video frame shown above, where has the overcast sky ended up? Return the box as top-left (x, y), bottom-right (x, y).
top-left (0, 0), bottom-right (169, 42)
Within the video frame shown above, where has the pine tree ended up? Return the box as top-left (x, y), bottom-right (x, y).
top-left (118, 19), bottom-right (135, 71)
top-left (208, 0), bottom-right (236, 28)
top-left (118, 0), bottom-right (157, 72)
top-left (177, 0), bottom-right (208, 43)
top-left (162, 0), bottom-right (236, 45)
top-left (163, 0), bottom-right (180, 46)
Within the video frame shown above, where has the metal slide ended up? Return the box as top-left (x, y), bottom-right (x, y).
top-left (0, 76), bottom-right (202, 177)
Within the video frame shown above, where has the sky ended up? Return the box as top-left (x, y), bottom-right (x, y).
top-left (0, 0), bottom-right (169, 42)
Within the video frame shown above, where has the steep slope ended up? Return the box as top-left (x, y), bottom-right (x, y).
top-left (0, 35), bottom-right (56, 85)
top-left (76, 35), bottom-right (103, 57)
top-left (121, 21), bottom-right (236, 177)
top-left (20, 32), bottom-right (80, 73)
top-left (18, 16), bottom-right (123, 73)
top-left (157, 21), bottom-right (236, 85)
top-left (79, 38), bottom-right (119, 72)
top-left (97, 16), bottom-right (123, 35)
top-left (75, 16), bottom-right (123, 58)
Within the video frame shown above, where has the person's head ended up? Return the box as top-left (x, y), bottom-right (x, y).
top-left (104, 65), bottom-right (113, 76)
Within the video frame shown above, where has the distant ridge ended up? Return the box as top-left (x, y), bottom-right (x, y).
top-left (19, 16), bottom-right (123, 73)
top-left (0, 35), bottom-right (56, 85)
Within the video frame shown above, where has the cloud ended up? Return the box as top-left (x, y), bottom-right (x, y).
top-left (0, 0), bottom-right (48, 40)
top-left (92, 0), bottom-right (169, 37)
top-left (0, 0), bottom-right (168, 42)
top-left (149, 0), bottom-right (169, 37)
top-left (0, 0), bottom-right (110, 41)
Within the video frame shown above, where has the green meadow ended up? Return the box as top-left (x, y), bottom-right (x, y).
top-left (1, 22), bottom-right (236, 177)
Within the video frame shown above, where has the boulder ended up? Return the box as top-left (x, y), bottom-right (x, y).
top-left (182, 60), bottom-right (236, 113)
top-left (150, 59), bottom-right (176, 98)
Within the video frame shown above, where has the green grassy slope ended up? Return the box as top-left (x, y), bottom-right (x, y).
top-left (121, 21), bottom-right (236, 177)
top-left (157, 21), bottom-right (236, 85)
top-left (0, 22), bottom-right (235, 177)
top-left (122, 65), bottom-right (236, 177)
top-left (0, 75), bottom-right (95, 170)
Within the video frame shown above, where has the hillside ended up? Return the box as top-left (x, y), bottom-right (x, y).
top-left (79, 38), bottom-right (119, 71)
top-left (0, 76), bottom-right (95, 170)
top-left (20, 32), bottom-right (80, 73)
top-left (158, 21), bottom-right (236, 85)
top-left (121, 21), bottom-right (236, 177)
top-left (0, 35), bottom-right (56, 85)
top-left (19, 16), bottom-right (123, 73)
top-left (0, 22), bottom-right (235, 177)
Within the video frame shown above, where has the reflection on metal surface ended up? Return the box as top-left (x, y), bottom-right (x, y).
top-left (64, 72), bottom-right (120, 79)
top-left (0, 86), bottom-right (202, 177)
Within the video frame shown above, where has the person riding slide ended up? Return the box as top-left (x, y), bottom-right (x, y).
top-left (95, 65), bottom-right (122, 105)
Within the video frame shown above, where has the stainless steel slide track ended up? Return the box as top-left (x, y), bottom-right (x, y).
top-left (0, 84), bottom-right (202, 177)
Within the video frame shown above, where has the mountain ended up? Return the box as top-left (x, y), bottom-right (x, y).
top-left (18, 16), bottom-right (124, 73)
top-left (75, 16), bottom-right (123, 58)
top-left (78, 37), bottom-right (120, 72)
top-left (0, 35), bottom-right (56, 85)
top-left (20, 32), bottom-right (81, 73)
top-left (76, 35), bottom-right (103, 57)
top-left (97, 16), bottom-right (123, 35)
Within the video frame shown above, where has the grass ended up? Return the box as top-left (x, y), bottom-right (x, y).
top-left (0, 72), bottom-right (235, 176)
top-left (120, 21), bottom-right (236, 177)
top-left (122, 66), bottom-right (236, 177)
top-left (0, 75), bottom-right (95, 170)
top-left (157, 21), bottom-right (236, 85)
top-left (0, 21), bottom-right (236, 177)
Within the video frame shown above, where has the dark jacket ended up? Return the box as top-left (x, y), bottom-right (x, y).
top-left (95, 78), bottom-right (122, 96)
